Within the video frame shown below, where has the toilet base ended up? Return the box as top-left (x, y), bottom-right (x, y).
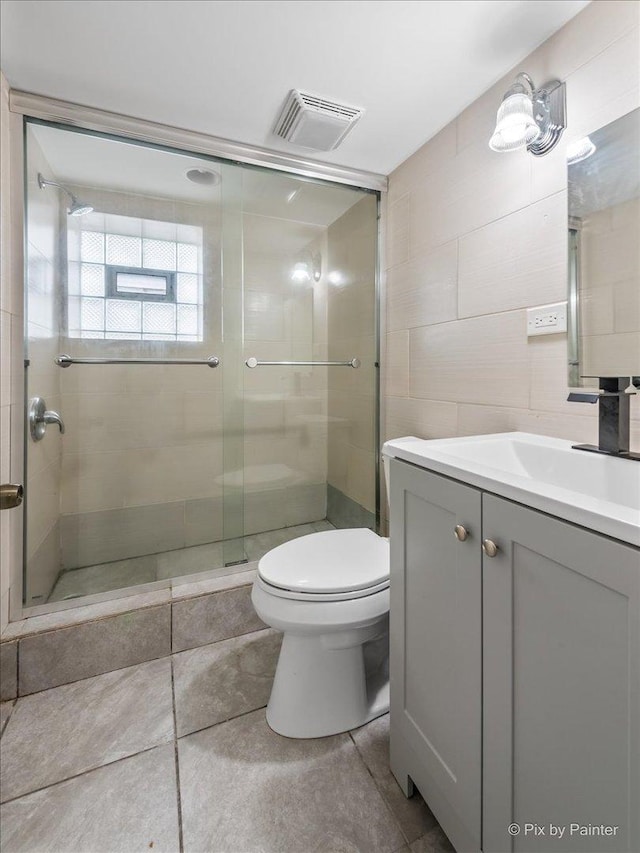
top-left (265, 629), bottom-right (389, 739)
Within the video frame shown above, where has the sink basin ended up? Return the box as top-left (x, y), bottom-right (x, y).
top-left (383, 433), bottom-right (640, 546)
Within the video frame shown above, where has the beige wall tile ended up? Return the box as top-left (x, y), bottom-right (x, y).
top-left (409, 311), bottom-right (530, 408)
top-left (385, 330), bottom-right (409, 398)
top-left (386, 241), bottom-right (457, 331)
top-left (409, 139), bottom-right (531, 256)
top-left (384, 397), bottom-right (458, 443)
top-left (387, 194), bottom-right (409, 268)
top-left (458, 192), bottom-right (566, 318)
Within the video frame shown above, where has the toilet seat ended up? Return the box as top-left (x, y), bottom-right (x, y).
top-left (257, 528), bottom-right (389, 602)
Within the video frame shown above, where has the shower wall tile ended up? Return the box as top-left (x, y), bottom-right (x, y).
top-left (24, 522), bottom-right (60, 607)
top-left (285, 482), bottom-right (326, 528)
top-left (326, 197), bottom-right (378, 513)
top-left (61, 502), bottom-right (184, 569)
top-left (172, 586), bottom-right (265, 654)
top-left (184, 496), bottom-right (224, 547)
top-left (0, 640), bottom-right (17, 701)
top-left (18, 604), bottom-right (171, 694)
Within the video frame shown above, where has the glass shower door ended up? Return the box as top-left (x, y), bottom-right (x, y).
top-left (23, 120), bottom-right (244, 608)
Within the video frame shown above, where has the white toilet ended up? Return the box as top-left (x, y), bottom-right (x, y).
top-left (251, 454), bottom-right (395, 739)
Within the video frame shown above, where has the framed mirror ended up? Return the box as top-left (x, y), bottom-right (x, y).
top-left (567, 108), bottom-right (640, 387)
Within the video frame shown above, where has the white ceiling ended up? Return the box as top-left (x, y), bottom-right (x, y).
top-left (2, 0), bottom-right (589, 176)
top-left (29, 123), bottom-right (366, 227)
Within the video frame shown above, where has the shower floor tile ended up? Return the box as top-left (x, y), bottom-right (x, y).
top-left (47, 520), bottom-right (336, 603)
top-left (0, 630), bottom-right (452, 853)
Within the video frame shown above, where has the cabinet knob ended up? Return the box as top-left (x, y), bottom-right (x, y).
top-left (454, 524), bottom-right (469, 542)
top-left (482, 539), bottom-right (499, 558)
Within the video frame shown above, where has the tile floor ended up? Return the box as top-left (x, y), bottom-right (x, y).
top-left (0, 627), bottom-right (453, 853)
top-left (48, 520), bottom-right (336, 602)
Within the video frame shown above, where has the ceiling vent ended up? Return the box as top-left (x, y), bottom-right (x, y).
top-left (274, 90), bottom-right (364, 151)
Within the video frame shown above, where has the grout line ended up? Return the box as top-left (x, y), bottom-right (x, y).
top-left (176, 703), bottom-right (270, 743)
top-left (170, 658), bottom-right (185, 853)
top-left (347, 723), bottom-right (410, 845)
top-left (14, 649), bottom-right (170, 700)
top-left (0, 741), bottom-right (169, 807)
top-left (0, 699), bottom-right (16, 738)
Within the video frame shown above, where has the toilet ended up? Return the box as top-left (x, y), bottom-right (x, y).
top-left (251, 453), bottom-right (395, 739)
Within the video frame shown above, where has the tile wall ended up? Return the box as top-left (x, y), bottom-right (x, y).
top-left (383, 0), bottom-right (640, 524)
top-left (327, 195), bottom-right (378, 524)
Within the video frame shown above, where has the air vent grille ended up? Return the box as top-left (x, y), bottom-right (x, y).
top-left (274, 90), bottom-right (364, 151)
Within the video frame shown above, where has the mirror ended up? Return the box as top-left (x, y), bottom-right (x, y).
top-left (567, 108), bottom-right (640, 387)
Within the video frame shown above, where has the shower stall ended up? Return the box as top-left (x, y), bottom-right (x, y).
top-left (22, 119), bottom-right (379, 611)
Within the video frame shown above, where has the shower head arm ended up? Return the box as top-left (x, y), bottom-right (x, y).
top-left (37, 172), bottom-right (78, 205)
top-left (37, 173), bottom-right (93, 216)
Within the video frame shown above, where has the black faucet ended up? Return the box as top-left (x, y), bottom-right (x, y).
top-left (568, 377), bottom-right (639, 461)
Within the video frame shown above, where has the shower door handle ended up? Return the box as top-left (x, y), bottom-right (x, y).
top-left (29, 397), bottom-right (66, 441)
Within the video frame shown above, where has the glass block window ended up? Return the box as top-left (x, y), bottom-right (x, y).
top-left (68, 214), bottom-right (203, 341)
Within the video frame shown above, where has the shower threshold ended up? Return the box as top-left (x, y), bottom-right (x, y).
top-left (46, 520), bottom-right (335, 603)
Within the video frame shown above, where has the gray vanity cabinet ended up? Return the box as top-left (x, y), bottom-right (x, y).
top-left (389, 458), bottom-right (640, 853)
top-left (389, 460), bottom-right (483, 853)
top-left (482, 493), bottom-right (639, 853)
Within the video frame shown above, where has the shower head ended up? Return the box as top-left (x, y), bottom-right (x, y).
top-left (38, 173), bottom-right (94, 217)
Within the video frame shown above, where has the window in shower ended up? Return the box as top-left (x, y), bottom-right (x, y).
top-left (67, 213), bottom-right (203, 341)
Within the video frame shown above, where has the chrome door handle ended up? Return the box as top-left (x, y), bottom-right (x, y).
top-left (0, 484), bottom-right (23, 510)
top-left (29, 397), bottom-right (66, 441)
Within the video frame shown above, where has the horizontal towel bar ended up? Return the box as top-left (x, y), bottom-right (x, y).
top-left (245, 357), bottom-right (360, 369)
top-left (55, 354), bottom-right (220, 368)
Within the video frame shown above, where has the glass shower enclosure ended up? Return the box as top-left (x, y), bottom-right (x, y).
top-left (23, 119), bottom-right (379, 610)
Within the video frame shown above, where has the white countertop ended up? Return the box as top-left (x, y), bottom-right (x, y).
top-left (383, 432), bottom-right (640, 548)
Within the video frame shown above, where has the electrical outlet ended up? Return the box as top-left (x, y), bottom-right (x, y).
top-left (527, 302), bottom-right (568, 337)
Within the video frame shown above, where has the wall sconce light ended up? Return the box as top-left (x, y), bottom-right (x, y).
top-left (291, 251), bottom-right (322, 283)
top-left (489, 72), bottom-right (566, 156)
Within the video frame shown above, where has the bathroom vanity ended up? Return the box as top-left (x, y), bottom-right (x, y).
top-left (383, 433), bottom-right (639, 853)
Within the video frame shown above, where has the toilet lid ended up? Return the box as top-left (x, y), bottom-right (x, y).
top-left (258, 528), bottom-right (390, 595)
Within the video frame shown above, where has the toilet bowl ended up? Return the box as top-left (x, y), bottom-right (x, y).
top-left (251, 527), bottom-right (390, 738)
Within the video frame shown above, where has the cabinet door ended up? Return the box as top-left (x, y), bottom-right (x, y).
top-left (389, 460), bottom-right (482, 853)
top-left (483, 494), bottom-right (640, 853)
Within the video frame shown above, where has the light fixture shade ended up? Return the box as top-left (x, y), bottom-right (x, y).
top-left (489, 92), bottom-right (541, 152)
top-left (291, 261), bottom-right (311, 283)
top-left (567, 136), bottom-right (596, 165)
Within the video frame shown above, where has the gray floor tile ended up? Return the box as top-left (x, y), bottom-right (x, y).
top-left (410, 826), bottom-right (455, 853)
top-left (0, 658), bottom-right (174, 803)
top-left (0, 700), bottom-right (15, 737)
top-left (351, 715), bottom-right (439, 844)
top-left (173, 628), bottom-right (282, 737)
top-left (178, 708), bottom-right (405, 853)
top-left (0, 744), bottom-right (179, 852)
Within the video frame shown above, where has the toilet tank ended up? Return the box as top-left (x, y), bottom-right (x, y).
top-left (381, 436), bottom-right (424, 512)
